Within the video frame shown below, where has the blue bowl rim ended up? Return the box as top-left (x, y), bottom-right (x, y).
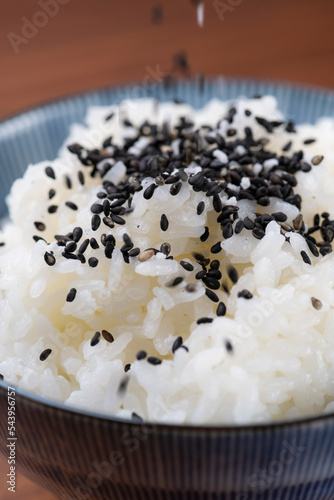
top-left (1, 76), bottom-right (334, 432)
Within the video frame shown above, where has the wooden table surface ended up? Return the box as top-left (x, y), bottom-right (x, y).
top-left (1, 0), bottom-right (334, 498)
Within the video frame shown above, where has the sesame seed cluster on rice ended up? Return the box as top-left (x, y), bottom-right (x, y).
top-left (1, 95), bottom-right (334, 424)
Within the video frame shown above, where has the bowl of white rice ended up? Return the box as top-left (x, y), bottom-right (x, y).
top-left (1, 78), bottom-right (334, 500)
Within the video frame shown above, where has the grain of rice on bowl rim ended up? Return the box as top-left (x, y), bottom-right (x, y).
top-left (1, 95), bottom-right (334, 425)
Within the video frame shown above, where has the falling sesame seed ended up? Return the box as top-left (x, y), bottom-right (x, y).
top-left (147, 356), bottom-right (162, 365)
top-left (238, 289), bottom-right (253, 299)
top-left (172, 336), bottom-right (183, 353)
top-left (205, 288), bottom-right (219, 303)
top-left (137, 350), bottom-right (147, 360)
top-left (44, 252), bottom-right (56, 266)
top-left (138, 249), bottom-right (155, 262)
top-left (91, 215), bottom-right (101, 231)
top-left (66, 288), bottom-right (77, 302)
top-left (45, 166), bottom-right (56, 179)
top-left (311, 297), bottom-right (322, 310)
top-left (34, 221), bottom-right (46, 231)
top-left (88, 257), bottom-right (99, 268)
top-left (160, 214), bottom-right (169, 231)
top-left (216, 301), bottom-right (226, 316)
top-left (227, 265), bottom-right (238, 284)
top-left (48, 205), bottom-right (58, 214)
top-left (65, 201), bottom-right (78, 211)
top-left (197, 317), bottom-right (213, 325)
top-left (124, 364), bottom-right (131, 373)
top-left (312, 155), bottom-right (324, 166)
top-left (102, 330), bottom-right (114, 343)
top-left (39, 348), bottom-right (52, 361)
top-left (90, 331), bottom-right (101, 347)
top-left (301, 250), bottom-right (312, 265)
top-left (225, 340), bottom-right (233, 354)
top-left (180, 261), bottom-right (194, 272)
top-left (48, 189), bottom-right (56, 199)
top-left (197, 201), bottom-right (205, 215)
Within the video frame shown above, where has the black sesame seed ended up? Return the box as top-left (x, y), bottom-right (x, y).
top-left (105, 242), bottom-right (114, 259)
top-left (252, 228), bottom-right (265, 239)
top-left (272, 212), bottom-right (288, 222)
top-left (147, 356), bottom-right (162, 365)
top-left (65, 175), bottom-right (72, 189)
top-left (172, 336), bottom-right (183, 353)
top-left (45, 166), bottom-right (56, 179)
top-left (306, 238), bottom-right (319, 257)
top-left (103, 216), bottom-right (114, 228)
top-left (78, 239), bottom-right (90, 254)
top-left (244, 217), bottom-right (255, 230)
top-left (200, 226), bottom-right (210, 242)
top-left (0, 374), bottom-right (3, 381)
top-left (205, 288), bottom-right (219, 303)
top-left (196, 269), bottom-right (206, 280)
top-left (111, 213), bottom-right (126, 225)
top-left (72, 227), bottom-right (83, 243)
top-left (210, 241), bottom-right (222, 254)
top-left (197, 317), bottom-right (213, 325)
top-left (282, 141), bottom-right (292, 152)
top-left (65, 201), bottom-right (78, 211)
top-left (129, 247), bottom-right (141, 257)
top-left (88, 257), bottom-right (99, 268)
top-left (170, 182), bottom-right (182, 196)
top-left (65, 241), bottom-right (77, 253)
top-left (132, 412), bottom-right (143, 423)
top-left (235, 219), bottom-right (244, 234)
top-left (39, 348), bottom-right (52, 361)
top-left (78, 171), bottom-right (85, 185)
top-left (197, 201), bottom-right (205, 215)
top-left (168, 277), bottom-right (184, 287)
top-left (202, 277), bottom-right (220, 290)
top-left (137, 350), bottom-right (147, 360)
top-left (102, 330), bottom-right (114, 343)
top-left (223, 222), bottom-right (233, 239)
top-left (44, 252), bottom-right (56, 266)
top-left (48, 205), bottom-right (58, 214)
top-left (97, 191), bottom-right (107, 199)
top-left (117, 377), bottom-right (129, 395)
top-left (34, 221), bottom-right (46, 231)
top-left (144, 183), bottom-right (157, 200)
top-left (90, 331), bottom-right (101, 347)
top-left (66, 288), bottom-right (77, 302)
top-left (91, 203), bottom-right (103, 214)
top-left (91, 215), bottom-right (101, 231)
top-left (217, 301), bottom-right (226, 316)
top-left (124, 364), bottom-right (131, 373)
top-left (160, 214), bottom-right (169, 231)
top-left (225, 340), bottom-right (233, 354)
top-left (238, 289), bottom-right (253, 299)
top-left (90, 238), bottom-right (99, 250)
top-left (303, 138), bottom-right (316, 145)
top-left (227, 265), bottom-right (238, 284)
top-left (48, 189), bottom-right (56, 199)
top-left (103, 199), bottom-right (110, 216)
top-left (301, 250), bottom-right (311, 265)
top-left (180, 260), bottom-right (194, 272)
top-left (245, 109), bottom-right (252, 116)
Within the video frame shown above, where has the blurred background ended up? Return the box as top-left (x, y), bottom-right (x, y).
top-left (0, 0), bottom-right (334, 498)
top-left (1, 0), bottom-right (334, 119)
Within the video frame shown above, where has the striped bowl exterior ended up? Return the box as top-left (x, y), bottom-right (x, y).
top-left (1, 79), bottom-right (334, 499)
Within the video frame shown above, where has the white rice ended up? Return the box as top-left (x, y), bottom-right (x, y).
top-left (1, 95), bottom-right (334, 424)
